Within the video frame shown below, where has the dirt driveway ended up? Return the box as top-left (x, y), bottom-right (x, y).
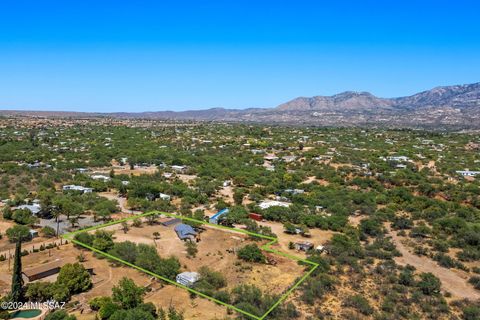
top-left (388, 225), bottom-right (480, 300)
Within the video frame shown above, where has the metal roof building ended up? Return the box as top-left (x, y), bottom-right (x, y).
top-left (176, 271), bottom-right (200, 287)
top-left (209, 208), bottom-right (229, 224)
top-left (174, 224), bottom-right (197, 240)
top-left (15, 204), bottom-right (42, 216)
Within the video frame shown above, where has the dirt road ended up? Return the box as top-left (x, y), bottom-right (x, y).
top-left (388, 225), bottom-right (480, 300)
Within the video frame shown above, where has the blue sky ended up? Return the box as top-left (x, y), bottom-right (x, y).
top-left (1, 0), bottom-right (479, 112)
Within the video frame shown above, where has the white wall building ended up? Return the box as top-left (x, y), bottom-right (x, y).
top-left (63, 185), bottom-right (93, 193)
top-left (176, 272), bottom-right (200, 287)
top-left (258, 200), bottom-right (291, 210)
top-left (456, 170), bottom-right (480, 177)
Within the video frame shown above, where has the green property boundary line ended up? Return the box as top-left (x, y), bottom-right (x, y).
top-left (62, 211), bottom-right (319, 320)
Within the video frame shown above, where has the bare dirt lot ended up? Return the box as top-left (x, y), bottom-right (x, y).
top-left (258, 220), bottom-right (337, 258)
top-left (109, 221), bottom-right (305, 295)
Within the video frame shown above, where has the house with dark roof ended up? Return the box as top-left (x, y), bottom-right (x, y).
top-left (174, 224), bottom-right (197, 241)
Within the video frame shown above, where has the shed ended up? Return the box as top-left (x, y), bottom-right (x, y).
top-left (29, 229), bottom-right (39, 238)
top-left (294, 241), bottom-right (314, 252)
top-left (249, 213), bottom-right (263, 222)
top-left (22, 260), bottom-right (63, 282)
top-left (159, 217), bottom-right (181, 226)
top-left (159, 193), bottom-right (171, 201)
top-left (174, 224), bottom-right (197, 241)
top-left (171, 165), bottom-right (187, 172)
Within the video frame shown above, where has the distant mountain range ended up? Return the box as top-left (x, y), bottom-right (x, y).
top-left (2, 82), bottom-right (480, 129)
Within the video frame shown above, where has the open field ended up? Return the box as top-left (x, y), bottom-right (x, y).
top-left (113, 221), bottom-right (305, 294)
top-left (65, 212), bottom-right (316, 319)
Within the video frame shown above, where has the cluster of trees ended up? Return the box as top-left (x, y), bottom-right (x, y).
top-left (89, 277), bottom-right (185, 320)
top-left (74, 232), bottom-right (181, 281)
top-left (2, 207), bottom-right (37, 225)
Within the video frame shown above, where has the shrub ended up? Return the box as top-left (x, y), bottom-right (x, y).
top-left (41, 226), bottom-right (56, 238)
top-left (196, 266), bottom-right (227, 291)
top-left (417, 272), bottom-right (441, 295)
top-left (108, 241), bottom-right (138, 264)
top-left (237, 244), bottom-right (266, 263)
top-left (73, 232), bottom-right (94, 247)
top-left (132, 218), bottom-right (142, 227)
top-left (343, 294), bottom-right (374, 315)
top-left (44, 310), bottom-right (76, 320)
top-left (468, 276), bottom-right (480, 290)
top-left (89, 296), bottom-right (112, 311)
top-left (462, 305), bottom-right (480, 320)
top-left (185, 241), bottom-right (198, 258)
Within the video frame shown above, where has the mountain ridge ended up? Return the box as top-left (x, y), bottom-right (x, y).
top-left (1, 82), bottom-right (479, 129)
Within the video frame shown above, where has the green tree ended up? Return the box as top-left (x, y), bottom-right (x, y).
top-left (109, 241), bottom-right (138, 264)
top-left (156, 256), bottom-right (181, 280)
top-left (112, 277), bottom-right (146, 309)
top-left (11, 240), bottom-right (24, 302)
top-left (111, 308), bottom-right (155, 320)
top-left (185, 241), bottom-right (198, 258)
top-left (25, 282), bottom-right (54, 301)
top-left (283, 222), bottom-right (297, 234)
top-left (12, 209), bottom-right (36, 225)
top-left (92, 230), bottom-right (114, 252)
top-left (89, 296), bottom-right (112, 311)
top-left (462, 305), bottom-right (480, 320)
top-left (44, 310), bottom-right (77, 320)
top-left (2, 206), bottom-right (13, 220)
top-left (41, 226), bottom-right (56, 238)
top-left (98, 300), bottom-right (121, 320)
top-left (237, 244), bottom-right (266, 263)
top-left (73, 232), bottom-right (94, 247)
top-left (6, 225), bottom-right (30, 242)
top-left (56, 263), bottom-right (92, 294)
top-left (233, 188), bottom-right (245, 205)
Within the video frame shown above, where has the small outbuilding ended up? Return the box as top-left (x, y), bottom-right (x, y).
top-left (29, 229), bottom-right (39, 238)
top-left (294, 241), bottom-right (314, 252)
top-left (176, 271), bottom-right (200, 287)
top-left (158, 193), bottom-right (171, 201)
top-left (249, 213), bottom-right (263, 221)
top-left (159, 217), bottom-right (181, 226)
top-left (209, 208), bottom-right (229, 224)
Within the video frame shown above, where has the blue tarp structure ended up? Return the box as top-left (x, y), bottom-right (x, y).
top-left (209, 208), bottom-right (229, 224)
